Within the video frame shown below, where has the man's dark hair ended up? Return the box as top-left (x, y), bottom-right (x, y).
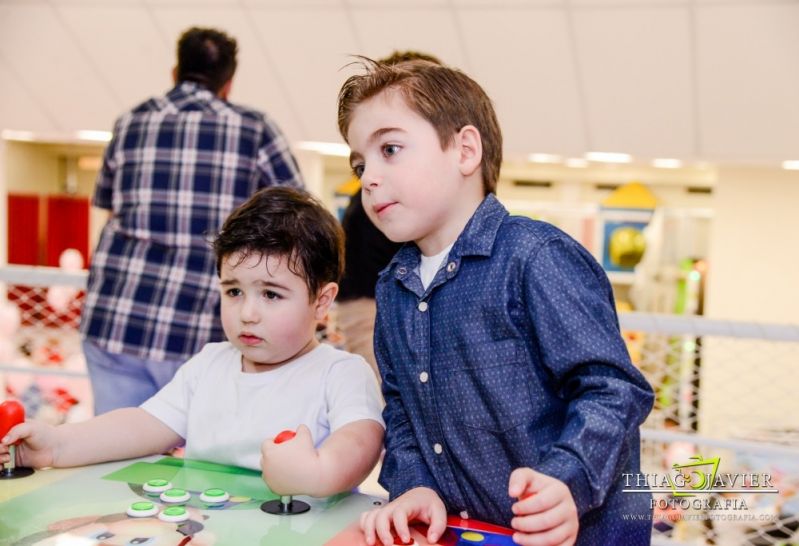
top-left (176, 27), bottom-right (238, 94)
top-left (213, 187), bottom-right (344, 296)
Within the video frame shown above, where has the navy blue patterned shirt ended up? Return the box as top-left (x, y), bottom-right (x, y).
top-left (80, 81), bottom-right (303, 362)
top-left (375, 194), bottom-right (654, 544)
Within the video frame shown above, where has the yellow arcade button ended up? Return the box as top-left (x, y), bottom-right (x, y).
top-left (460, 531), bottom-right (485, 542)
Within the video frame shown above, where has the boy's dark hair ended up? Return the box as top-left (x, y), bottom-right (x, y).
top-left (176, 27), bottom-right (238, 94)
top-left (213, 187), bottom-right (344, 296)
top-left (337, 57), bottom-right (502, 194)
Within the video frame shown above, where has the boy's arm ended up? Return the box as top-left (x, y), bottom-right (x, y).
top-left (523, 237), bottom-right (654, 517)
top-left (2, 408), bottom-right (182, 468)
top-left (260, 420), bottom-right (383, 497)
top-left (316, 419), bottom-right (384, 496)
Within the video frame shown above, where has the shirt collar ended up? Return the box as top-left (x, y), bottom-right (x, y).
top-left (386, 193), bottom-right (508, 273)
top-left (171, 80), bottom-right (215, 99)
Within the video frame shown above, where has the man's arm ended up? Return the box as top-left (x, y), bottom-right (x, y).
top-left (92, 119), bottom-right (121, 210)
top-left (255, 116), bottom-right (305, 189)
top-left (523, 237), bottom-right (654, 517)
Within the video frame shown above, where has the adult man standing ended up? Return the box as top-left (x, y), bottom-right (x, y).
top-left (80, 27), bottom-right (303, 413)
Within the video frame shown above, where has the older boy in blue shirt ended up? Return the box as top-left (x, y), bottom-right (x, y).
top-left (338, 60), bottom-right (655, 546)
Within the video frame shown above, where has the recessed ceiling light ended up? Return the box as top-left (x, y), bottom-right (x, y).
top-left (652, 158), bottom-right (682, 169)
top-left (1, 130), bottom-right (36, 141)
top-left (584, 151), bottom-right (632, 163)
top-left (76, 130), bottom-right (112, 142)
top-left (527, 153), bottom-right (562, 164)
top-left (296, 141), bottom-right (350, 157)
top-left (565, 158), bottom-right (588, 168)
top-left (782, 160), bottom-right (799, 170)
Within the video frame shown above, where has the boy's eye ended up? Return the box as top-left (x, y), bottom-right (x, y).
top-left (225, 288), bottom-right (241, 297)
top-left (382, 144), bottom-right (400, 157)
top-left (352, 163), bottom-right (365, 179)
top-left (264, 290), bottom-right (281, 300)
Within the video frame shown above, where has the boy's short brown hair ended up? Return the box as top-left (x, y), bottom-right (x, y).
top-left (337, 58), bottom-right (502, 194)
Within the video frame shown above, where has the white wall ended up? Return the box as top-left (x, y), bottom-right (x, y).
top-left (705, 166), bottom-right (799, 324)
top-left (699, 166), bottom-right (799, 436)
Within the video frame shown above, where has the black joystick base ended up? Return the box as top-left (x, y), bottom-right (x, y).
top-left (0, 466), bottom-right (34, 479)
top-left (261, 495), bottom-right (310, 515)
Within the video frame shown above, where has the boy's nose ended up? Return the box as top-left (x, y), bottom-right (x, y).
top-left (361, 168), bottom-right (381, 189)
top-left (240, 300), bottom-right (260, 323)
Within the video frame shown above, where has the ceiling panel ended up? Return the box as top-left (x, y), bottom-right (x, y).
top-left (142, 0), bottom-right (242, 5)
top-left (0, 58), bottom-right (56, 133)
top-left (694, 0), bottom-right (768, 3)
top-left (0, 3), bottom-right (119, 132)
top-left (348, 0), bottom-right (449, 6)
top-left (56, 4), bottom-right (172, 116)
top-left (571, 0), bottom-right (686, 5)
top-left (451, 0), bottom-right (565, 6)
top-left (241, 0), bottom-right (344, 6)
top-left (149, 5), bottom-right (304, 142)
top-left (0, 1), bottom-right (796, 167)
top-left (696, 3), bottom-right (799, 161)
top-left (349, 9), bottom-right (467, 69)
top-left (572, 6), bottom-right (695, 158)
top-left (248, 8), bottom-right (361, 143)
top-left (458, 8), bottom-right (586, 156)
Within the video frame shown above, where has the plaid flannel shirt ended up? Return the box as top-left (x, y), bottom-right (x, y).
top-left (80, 81), bottom-right (303, 362)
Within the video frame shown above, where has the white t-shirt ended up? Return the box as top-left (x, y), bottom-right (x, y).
top-left (419, 243), bottom-right (453, 290)
top-left (141, 342), bottom-right (384, 471)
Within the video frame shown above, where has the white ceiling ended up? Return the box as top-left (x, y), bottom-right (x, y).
top-left (1, 0), bottom-right (798, 166)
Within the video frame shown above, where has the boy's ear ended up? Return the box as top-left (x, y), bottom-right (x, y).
top-left (455, 125), bottom-right (483, 178)
top-left (313, 282), bottom-right (339, 320)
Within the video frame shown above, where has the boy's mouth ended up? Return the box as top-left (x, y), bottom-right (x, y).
top-left (374, 202), bottom-right (397, 215)
top-left (239, 333), bottom-right (263, 346)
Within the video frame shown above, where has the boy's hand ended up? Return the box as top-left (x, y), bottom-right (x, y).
top-left (0, 420), bottom-right (59, 469)
top-left (260, 425), bottom-right (322, 496)
top-left (360, 487), bottom-right (446, 546)
top-left (508, 467), bottom-right (579, 546)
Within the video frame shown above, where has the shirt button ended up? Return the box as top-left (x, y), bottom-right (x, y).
top-left (446, 261), bottom-right (457, 273)
top-left (433, 443), bottom-right (443, 454)
top-left (459, 510), bottom-right (469, 519)
top-left (417, 301), bottom-right (428, 312)
top-left (397, 266), bottom-right (407, 276)
top-left (419, 371), bottom-right (429, 383)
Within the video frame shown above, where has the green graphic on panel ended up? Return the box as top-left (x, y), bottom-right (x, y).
top-left (0, 457), bottom-right (383, 546)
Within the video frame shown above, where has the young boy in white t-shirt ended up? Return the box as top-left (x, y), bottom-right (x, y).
top-left (0, 187), bottom-right (385, 498)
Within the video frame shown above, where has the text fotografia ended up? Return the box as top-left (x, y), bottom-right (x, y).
top-left (622, 455), bottom-right (778, 505)
top-left (651, 496), bottom-right (753, 511)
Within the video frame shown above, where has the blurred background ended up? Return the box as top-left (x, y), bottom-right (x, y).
top-left (1, 1), bottom-right (798, 544)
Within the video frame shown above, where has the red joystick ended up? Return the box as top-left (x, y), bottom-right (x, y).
top-left (0, 400), bottom-right (35, 479)
top-left (260, 429), bottom-right (310, 516)
top-left (274, 429), bottom-right (296, 444)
